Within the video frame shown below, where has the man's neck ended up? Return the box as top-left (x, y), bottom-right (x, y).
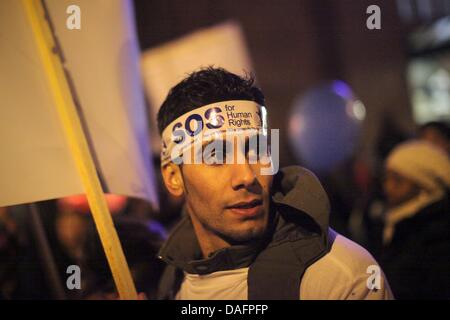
top-left (189, 215), bottom-right (230, 258)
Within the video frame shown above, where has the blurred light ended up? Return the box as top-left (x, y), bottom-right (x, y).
top-left (58, 194), bottom-right (127, 214)
top-left (352, 100), bottom-right (366, 121)
top-left (289, 114), bottom-right (305, 136)
top-left (147, 220), bottom-right (168, 240)
top-left (332, 80), bottom-right (353, 100)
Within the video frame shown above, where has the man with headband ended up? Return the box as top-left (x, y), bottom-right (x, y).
top-left (156, 67), bottom-right (393, 300)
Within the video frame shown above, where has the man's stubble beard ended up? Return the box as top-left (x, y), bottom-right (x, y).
top-left (199, 208), bottom-right (270, 245)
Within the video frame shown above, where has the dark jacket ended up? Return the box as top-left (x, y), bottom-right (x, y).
top-left (380, 190), bottom-right (450, 299)
top-left (157, 166), bottom-right (334, 300)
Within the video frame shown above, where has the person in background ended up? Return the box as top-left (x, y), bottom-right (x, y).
top-left (10, 200), bottom-right (81, 299)
top-left (9, 194), bottom-right (130, 299)
top-left (0, 207), bottom-right (20, 299)
top-left (418, 121), bottom-right (450, 155)
top-left (381, 140), bottom-right (450, 299)
top-left (81, 216), bottom-right (166, 300)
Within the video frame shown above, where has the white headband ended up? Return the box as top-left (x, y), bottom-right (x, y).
top-left (161, 100), bottom-right (268, 165)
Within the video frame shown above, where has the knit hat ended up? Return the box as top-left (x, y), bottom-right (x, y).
top-left (385, 140), bottom-right (450, 192)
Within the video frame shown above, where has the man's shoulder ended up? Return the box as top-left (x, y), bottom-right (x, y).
top-left (324, 233), bottom-right (377, 275)
top-left (300, 232), bottom-right (394, 299)
top-left (308, 233), bottom-right (377, 284)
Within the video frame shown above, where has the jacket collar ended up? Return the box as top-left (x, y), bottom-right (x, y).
top-left (158, 166), bottom-right (330, 275)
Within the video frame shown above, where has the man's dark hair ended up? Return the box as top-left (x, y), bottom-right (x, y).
top-left (157, 67), bottom-right (265, 134)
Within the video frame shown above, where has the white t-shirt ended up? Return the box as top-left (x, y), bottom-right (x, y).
top-left (175, 234), bottom-right (394, 300)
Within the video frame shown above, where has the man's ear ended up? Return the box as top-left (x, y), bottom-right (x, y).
top-left (161, 163), bottom-right (184, 197)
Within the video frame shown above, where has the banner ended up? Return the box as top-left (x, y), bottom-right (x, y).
top-left (0, 0), bottom-right (158, 208)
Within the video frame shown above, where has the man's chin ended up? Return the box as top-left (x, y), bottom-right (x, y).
top-left (221, 223), bottom-right (268, 244)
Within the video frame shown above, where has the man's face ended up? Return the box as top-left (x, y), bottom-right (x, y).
top-left (178, 136), bottom-right (274, 246)
top-left (383, 169), bottom-right (421, 208)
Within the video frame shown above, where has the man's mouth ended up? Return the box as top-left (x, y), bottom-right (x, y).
top-left (226, 199), bottom-right (263, 217)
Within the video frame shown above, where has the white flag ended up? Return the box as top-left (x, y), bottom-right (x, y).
top-left (0, 0), bottom-right (158, 208)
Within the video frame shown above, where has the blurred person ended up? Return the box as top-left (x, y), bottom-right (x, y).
top-left (381, 140), bottom-right (450, 299)
top-left (418, 121), bottom-right (450, 155)
top-left (54, 210), bottom-right (88, 262)
top-left (12, 201), bottom-right (78, 299)
top-left (81, 216), bottom-right (166, 300)
top-left (0, 207), bottom-right (20, 299)
top-left (155, 67), bottom-right (393, 300)
top-left (55, 194), bottom-right (129, 262)
top-left (11, 195), bottom-right (127, 299)
top-left (361, 122), bottom-right (411, 258)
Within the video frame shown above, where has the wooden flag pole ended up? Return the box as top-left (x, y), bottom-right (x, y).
top-left (21, 0), bottom-right (138, 299)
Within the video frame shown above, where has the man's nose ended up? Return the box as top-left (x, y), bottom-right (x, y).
top-left (231, 163), bottom-right (258, 191)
